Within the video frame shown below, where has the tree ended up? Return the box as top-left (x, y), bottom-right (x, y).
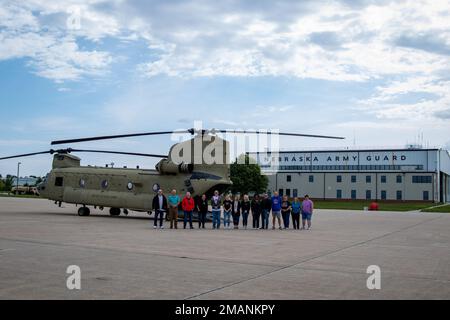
top-left (230, 154), bottom-right (268, 195)
top-left (0, 176), bottom-right (14, 192)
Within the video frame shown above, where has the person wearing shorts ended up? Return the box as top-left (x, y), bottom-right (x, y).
top-left (301, 194), bottom-right (314, 230)
top-left (271, 191), bottom-right (283, 230)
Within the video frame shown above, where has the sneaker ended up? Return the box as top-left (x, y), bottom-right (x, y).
top-left (279, 226), bottom-right (283, 230)
top-left (153, 225), bottom-right (157, 229)
top-left (272, 226), bottom-right (275, 230)
top-left (160, 226), bottom-right (164, 229)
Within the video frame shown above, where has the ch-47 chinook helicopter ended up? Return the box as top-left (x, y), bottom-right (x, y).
top-left (0, 128), bottom-right (343, 217)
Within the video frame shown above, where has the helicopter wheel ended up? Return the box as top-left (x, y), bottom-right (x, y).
top-left (109, 208), bottom-right (121, 216)
top-left (78, 207), bottom-right (90, 216)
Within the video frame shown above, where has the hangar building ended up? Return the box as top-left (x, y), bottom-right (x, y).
top-left (248, 147), bottom-right (450, 203)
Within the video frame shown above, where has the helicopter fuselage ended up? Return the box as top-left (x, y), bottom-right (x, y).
top-left (37, 153), bottom-right (231, 214)
top-left (39, 166), bottom-right (230, 212)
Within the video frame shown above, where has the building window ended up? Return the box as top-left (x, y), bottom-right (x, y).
top-left (396, 190), bottom-right (402, 200)
top-left (293, 189), bottom-right (298, 198)
top-left (396, 175), bottom-right (402, 183)
top-left (423, 191), bottom-right (429, 201)
top-left (350, 190), bottom-right (356, 199)
top-left (279, 189), bottom-right (284, 197)
top-left (287, 175), bottom-right (291, 182)
top-left (366, 190), bottom-right (371, 200)
top-left (381, 190), bottom-right (387, 200)
top-left (412, 176), bottom-right (432, 183)
top-left (366, 175), bottom-right (371, 183)
top-left (381, 175), bottom-right (386, 183)
top-left (286, 189), bottom-right (291, 197)
top-left (351, 175), bottom-right (356, 183)
top-left (55, 177), bottom-right (63, 187)
top-left (309, 175), bottom-right (314, 183)
top-left (337, 175), bottom-right (342, 183)
top-left (336, 190), bottom-right (342, 199)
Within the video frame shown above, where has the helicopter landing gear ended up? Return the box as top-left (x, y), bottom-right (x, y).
top-left (123, 209), bottom-right (129, 215)
top-left (78, 206), bottom-right (90, 216)
top-left (109, 207), bottom-right (121, 216)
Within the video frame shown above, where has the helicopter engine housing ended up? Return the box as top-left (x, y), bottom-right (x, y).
top-left (155, 159), bottom-right (193, 175)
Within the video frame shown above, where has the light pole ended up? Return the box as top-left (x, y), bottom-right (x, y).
top-left (16, 162), bottom-right (21, 194)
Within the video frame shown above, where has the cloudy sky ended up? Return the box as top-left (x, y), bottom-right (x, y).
top-left (1, 0), bottom-right (449, 177)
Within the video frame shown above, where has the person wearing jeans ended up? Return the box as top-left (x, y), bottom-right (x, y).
top-left (223, 195), bottom-right (232, 229)
top-left (261, 193), bottom-right (272, 229)
top-left (197, 194), bottom-right (208, 229)
top-left (251, 194), bottom-right (262, 229)
top-left (281, 195), bottom-right (291, 229)
top-left (182, 192), bottom-right (195, 229)
top-left (211, 190), bottom-right (222, 229)
top-left (152, 189), bottom-right (168, 229)
top-left (291, 197), bottom-right (301, 230)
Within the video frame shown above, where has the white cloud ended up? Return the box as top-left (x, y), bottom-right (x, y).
top-left (0, 0), bottom-right (115, 82)
top-left (2, 0), bottom-right (449, 84)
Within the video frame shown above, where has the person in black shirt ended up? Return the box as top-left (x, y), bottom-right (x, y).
top-left (241, 194), bottom-right (251, 230)
top-left (197, 194), bottom-right (208, 229)
top-left (152, 189), bottom-right (168, 229)
top-left (281, 195), bottom-right (291, 229)
top-left (251, 194), bottom-right (262, 229)
top-left (223, 195), bottom-right (233, 229)
top-left (231, 195), bottom-right (241, 229)
top-left (261, 194), bottom-right (272, 229)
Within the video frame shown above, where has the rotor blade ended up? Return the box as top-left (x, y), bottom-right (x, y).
top-left (51, 130), bottom-right (191, 145)
top-left (0, 150), bottom-right (53, 160)
top-left (213, 129), bottom-right (345, 140)
top-left (51, 128), bottom-right (344, 145)
top-left (0, 149), bottom-right (167, 161)
top-left (69, 149), bottom-right (167, 158)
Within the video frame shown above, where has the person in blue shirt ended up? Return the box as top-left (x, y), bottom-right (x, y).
top-left (271, 191), bottom-right (283, 230)
top-left (291, 197), bottom-right (302, 230)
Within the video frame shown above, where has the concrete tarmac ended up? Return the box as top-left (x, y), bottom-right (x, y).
top-left (0, 197), bottom-right (449, 299)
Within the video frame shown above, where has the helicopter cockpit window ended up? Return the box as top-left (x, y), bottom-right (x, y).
top-left (55, 177), bottom-right (63, 187)
top-left (101, 180), bottom-right (109, 189)
top-left (79, 179), bottom-right (86, 188)
top-left (127, 182), bottom-right (134, 191)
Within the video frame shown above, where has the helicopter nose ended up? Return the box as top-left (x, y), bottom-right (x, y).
top-left (37, 182), bottom-right (47, 197)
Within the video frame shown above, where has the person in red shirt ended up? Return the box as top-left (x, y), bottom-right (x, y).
top-left (182, 192), bottom-right (195, 229)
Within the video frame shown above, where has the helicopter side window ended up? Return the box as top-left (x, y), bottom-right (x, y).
top-left (55, 177), bottom-right (64, 187)
top-left (101, 180), bottom-right (109, 189)
top-left (127, 182), bottom-right (134, 191)
top-left (79, 179), bottom-right (86, 188)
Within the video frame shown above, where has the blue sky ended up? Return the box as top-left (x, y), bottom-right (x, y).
top-left (1, 0), bottom-right (449, 177)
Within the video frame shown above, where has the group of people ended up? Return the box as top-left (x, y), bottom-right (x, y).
top-left (152, 189), bottom-right (314, 230)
